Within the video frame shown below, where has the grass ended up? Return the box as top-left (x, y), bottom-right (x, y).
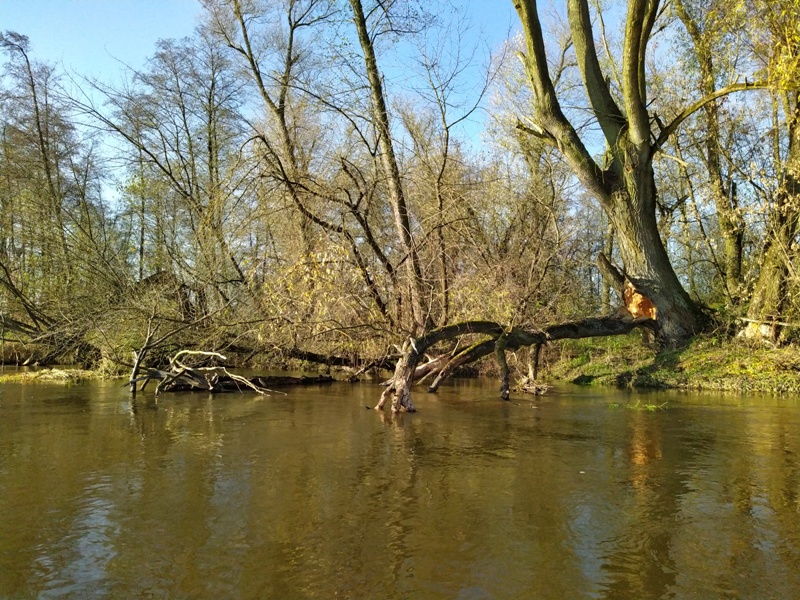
top-left (548, 332), bottom-right (800, 393)
top-left (0, 368), bottom-right (101, 384)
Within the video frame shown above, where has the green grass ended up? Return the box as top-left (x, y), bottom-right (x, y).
top-left (0, 368), bottom-right (101, 384)
top-left (548, 332), bottom-right (800, 393)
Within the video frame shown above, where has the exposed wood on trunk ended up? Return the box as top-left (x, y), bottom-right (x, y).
top-left (514, 0), bottom-right (762, 344)
top-left (596, 252), bottom-right (658, 324)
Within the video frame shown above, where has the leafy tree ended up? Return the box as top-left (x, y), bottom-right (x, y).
top-left (1, 31), bottom-right (127, 363)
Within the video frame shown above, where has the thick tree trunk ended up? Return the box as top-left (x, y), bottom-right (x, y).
top-left (515, 0), bottom-right (706, 346)
top-left (607, 178), bottom-right (705, 343)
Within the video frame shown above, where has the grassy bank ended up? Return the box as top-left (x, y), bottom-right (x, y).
top-left (0, 369), bottom-right (101, 384)
top-left (547, 332), bottom-right (800, 393)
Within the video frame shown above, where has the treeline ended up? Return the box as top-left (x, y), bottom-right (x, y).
top-left (0, 0), bottom-right (798, 381)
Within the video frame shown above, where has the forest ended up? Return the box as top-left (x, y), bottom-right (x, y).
top-left (1, 0), bottom-right (799, 410)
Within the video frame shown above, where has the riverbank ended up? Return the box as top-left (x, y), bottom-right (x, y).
top-left (0, 368), bottom-right (100, 384)
top-left (3, 332), bottom-right (799, 394)
top-left (547, 332), bottom-right (800, 393)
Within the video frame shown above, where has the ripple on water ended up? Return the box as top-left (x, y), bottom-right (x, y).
top-left (33, 475), bottom-right (117, 599)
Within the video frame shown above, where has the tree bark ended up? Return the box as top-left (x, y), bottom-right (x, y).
top-left (674, 0), bottom-right (744, 303)
top-left (376, 316), bottom-right (657, 410)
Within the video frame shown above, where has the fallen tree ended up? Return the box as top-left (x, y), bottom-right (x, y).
top-left (375, 254), bottom-right (661, 412)
top-left (130, 350), bottom-right (334, 395)
top-left (377, 315), bottom-right (658, 413)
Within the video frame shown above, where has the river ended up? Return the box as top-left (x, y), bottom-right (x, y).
top-left (0, 378), bottom-right (799, 599)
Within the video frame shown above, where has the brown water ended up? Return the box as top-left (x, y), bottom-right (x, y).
top-left (0, 379), bottom-right (799, 599)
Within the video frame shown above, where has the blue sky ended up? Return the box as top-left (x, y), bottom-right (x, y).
top-left (2, 1), bottom-right (517, 80)
top-left (1, 0), bottom-right (204, 78)
top-left (1, 0), bottom-right (519, 153)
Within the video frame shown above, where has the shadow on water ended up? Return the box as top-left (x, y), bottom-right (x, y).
top-left (1, 380), bottom-right (799, 598)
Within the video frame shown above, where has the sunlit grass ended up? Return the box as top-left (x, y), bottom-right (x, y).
top-left (0, 368), bottom-right (99, 384)
top-left (550, 332), bottom-right (800, 393)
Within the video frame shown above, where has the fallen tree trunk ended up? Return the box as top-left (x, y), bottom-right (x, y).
top-left (427, 338), bottom-right (497, 392)
top-left (133, 369), bottom-right (334, 394)
top-left (376, 315), bottom-right (657, 412)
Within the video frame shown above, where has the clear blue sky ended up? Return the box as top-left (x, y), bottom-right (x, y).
top-left (1, 1), bottom-right (517, 80)
top-left (1, 0), bottom-right (203, 78)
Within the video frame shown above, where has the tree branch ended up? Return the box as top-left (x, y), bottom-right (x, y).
top-left (567, 0), bottom-right (625, 145)
top-left (654, 81), bottom-right (769, 152)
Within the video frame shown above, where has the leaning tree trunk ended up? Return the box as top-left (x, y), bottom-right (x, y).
top-left (376, 317), bottom-right (658, 412)
top-left (350, 0), bottom-right (429, 334)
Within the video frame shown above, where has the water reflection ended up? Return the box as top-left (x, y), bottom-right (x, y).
top-left (35, 474), bottom-right (117, 599)
top-left (0, 382), bottom-right (799, 598)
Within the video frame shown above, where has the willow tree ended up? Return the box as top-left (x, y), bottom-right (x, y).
top-left (512, 0), bottom-right (764, 343)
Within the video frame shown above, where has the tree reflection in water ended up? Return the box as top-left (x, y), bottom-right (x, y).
top-left (0, 381), bottom-right (798, 598)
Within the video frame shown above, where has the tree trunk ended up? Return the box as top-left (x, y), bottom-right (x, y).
top-left (376, 316), bottom-right (657, 410)
top-left (600, 219), bottom-right (615, 313)
top-left (606, 170), bottom-right (705, 343)
top-left (674, 0), bottom-right (745, 303)
top-left (349, 0), bottom-right (428, 334)
top-left (742, 94), bottom-right (800, 342)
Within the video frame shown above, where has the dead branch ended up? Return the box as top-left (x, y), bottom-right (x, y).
top-left (130, 349), bottom-right (333, 396)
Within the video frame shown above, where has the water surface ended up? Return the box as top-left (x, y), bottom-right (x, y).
top-left (1, 379), bottom-right (799, 599)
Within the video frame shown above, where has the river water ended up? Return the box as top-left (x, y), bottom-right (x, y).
top-left (0, 378), bottom-right (799, 599)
